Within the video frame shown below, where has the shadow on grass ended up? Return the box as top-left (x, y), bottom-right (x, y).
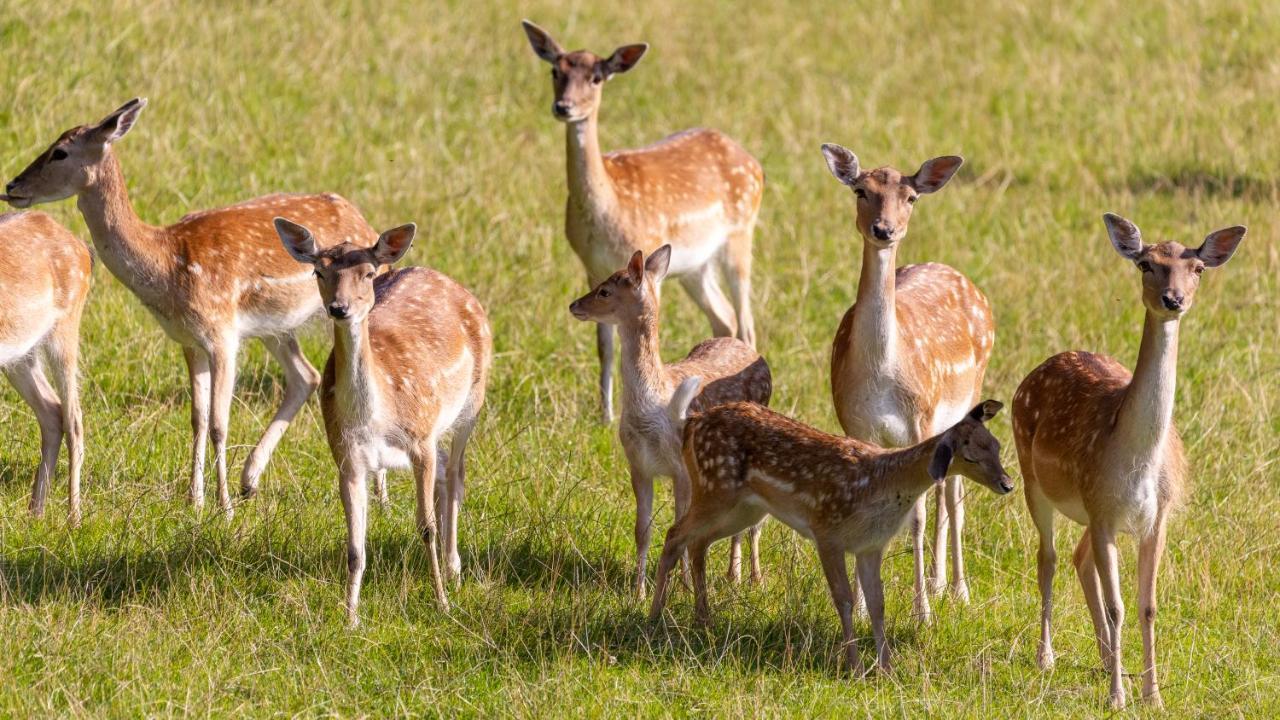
top-left (1122, 167), bottom-right (1277, 200)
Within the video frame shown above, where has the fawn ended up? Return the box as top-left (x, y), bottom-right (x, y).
top-left (523, 20), bottom-right (764, 423)
top-left (1013, 213), bottom-right (1244, 708)
top-left (275, 219), bottom-right (492, 626)
top-left (570, 245), bottom-right (771, 599)
top-left (822, 144), bottom-right (993, 622)
top-left (650, 398), bottom-right (1012, 675)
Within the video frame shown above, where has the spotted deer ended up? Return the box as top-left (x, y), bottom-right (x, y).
top-left (570, 245), bottom-right (771, 599)
top-left (821, 144), bottom-right (993, 623)
top-left (5, 98), bottom-right (378, 515)
top-left (650, 399), bottom-right (1012, 675)
top-left (275, 219), bottom-right (492, 626)
top-left (523, 20), bottom-right (764, 423)
top-left (0, 211), bottom-right (91, 525)
top-left (1013, 214), bottom-right (1244, 708)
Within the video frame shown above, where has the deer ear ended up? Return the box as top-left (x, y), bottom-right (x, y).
top-left (626, 249), bottom-right (646, 284)
top-left (1196, 225), bottom-right (1246, 268)
top-left (821, 143), bottom-right (860, 186)
top-left (274, 217), bottom-right (318, 264)
top-left (645, 244), bottom-right (672, 282)
top-left (603, 44), bottom-right (648, 76)
top-left (90, 97), bottom-right (147, 145)
top-left (928, 439), bottom-right (954, 482)
top-left (372, 223), bottom-right (416, 266)
top-left (522, 20), bottom-right (563, 63)
top-left (1103, 213), bottom-right (1145, 260)
top-left (911, 155), bottom-right (963, 194)
top-left (970, 400), bottom-right (1003, 423)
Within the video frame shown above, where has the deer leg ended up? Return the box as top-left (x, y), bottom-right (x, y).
top-left (182, 347), bottom-right (211, 510)
top-left (929, 482), bottom-right (949, 596)
top-left (1138, 512), bottom-right (1168, 707)
top-left (373, 470), bottom-right (389, 509)
top-left (207, 339), bottom-right (239, 516)
top-left (678, 264), bottom-right (736, 339)
top-left (630, 466), bottom-right (656, 601)
top-left (726, 533), bottom-right (744, 583)
top-left (48, 321), bottom-right (84, 526)
top-left (909, 494), bottom-right (932, 624)
top-left (1027, 485), bottom-right (1057, 669)
top-left (815, 540), bottom-right (865, 677)
top-left (689, 536), bottom-right (713, 626)
top-left (242, 334), bottom-right (321, 498)
top-left (1091, 526), bottom-right (1127, 708)
top-left (946, 476), bottom-right (968, 602)
top-left (721, 229), bottom-right (756, 347)
top-left (1073, 528), bottom-right (1111, 671)
top-left (596, 323), bottom-right (615, 424)
top-left (856, 549), bottom-right (891, 673)
top-left (5, 356), bottom-right (63, 520)
top-left (442, 420), bottom-right (475, 584)
top-left (748, 519), bottom-right (764, 585)
top-left (413, 443), bottom-right (448, 611)
top-left (339, 460), bottom-right (368, 627)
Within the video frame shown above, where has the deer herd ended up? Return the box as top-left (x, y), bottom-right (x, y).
top-left (0, 20), bottom-right (1249, 710)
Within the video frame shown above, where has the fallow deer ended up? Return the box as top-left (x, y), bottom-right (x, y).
top-left (0, 211), bottom-right (91, 525)
top-left (523, 20), bottom-right (765, 424)
top-left (1013, 214), bottom-right (1244, 708)
top-left (275, 219), bottom-right (492, 626)
top-left (5, 99), bottom-right (378, 515)
top-left (649, 398), bottom-right (1012, 675)
top-left (570, 245), bottom-right (771, 599)
top-left (822, 144), bottom-right (993, 623)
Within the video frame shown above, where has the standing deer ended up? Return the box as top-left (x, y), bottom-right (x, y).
top-left (1013, 214), bottom-right (1244, 708)
top-left (275, 218), bottom-right (492, 626)
top-left (0, 211), bottom-right (91, 525)
top-left (523, 20), bottom-right (764, 423)
top-left (570, 246), bottom-right (771, 599)
top-left (5, 98), bottom-right (377, 514)
top-left (821, 144), bottom-right (992, 623)
top-left (649, 398), bottom-right (1012, 675)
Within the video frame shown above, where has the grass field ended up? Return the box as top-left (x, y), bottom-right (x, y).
top-left (1, 0), bottom-right (1278, 715)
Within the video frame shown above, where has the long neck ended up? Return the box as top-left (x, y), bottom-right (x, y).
top-left (333, 319), bottom-right (379, 425)
top-left (618, 298), bottom-right (668, 413)
top-left (565, 111), bottom-right (616, 213)
top-left (878, 435), bottom-right (946, 500)
top-left (848, 240), bottom-right (900, 370)
top-left (1113, 312), bottom-right (1180, 451)
top-left (76, 150), bottom-right (174, 287)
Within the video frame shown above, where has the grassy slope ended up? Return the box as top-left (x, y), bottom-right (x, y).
top-left (1, 0), bottom-right (1277, 715)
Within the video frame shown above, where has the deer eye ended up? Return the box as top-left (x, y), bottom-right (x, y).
top-left (50, 148), bottom-right (68, 161)
top-left (907, 195), bottom-right (918, 204)
top-left (365, 271), bottom-right (376, 279)
top-left (592, 72), bottom-right (604, 85)
top-left (599, 288), bottom-right (612, 298)
top-left (1194, 265), bottom-right (1205, 275)
top-left (313, 269), bottom-right (322, 278)
top-left (1137, 260), bottom-right (1153, 273)
top-left (854, 188), bottom-right (867, 200)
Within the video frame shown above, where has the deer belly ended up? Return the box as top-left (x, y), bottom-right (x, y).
top-left (359, 434), bottom-right (412, 472)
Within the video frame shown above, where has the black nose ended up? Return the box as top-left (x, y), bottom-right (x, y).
top-left (4, 181), bottom-right (15, 193)
top-left (871, 223), bottom-right (894, 241)
top-left (328, 304), bottom-right (349, 319)
top-left (1161, 293), bottom-right (1184, 311)
top-left (552, 101), bottom-right (570, 118)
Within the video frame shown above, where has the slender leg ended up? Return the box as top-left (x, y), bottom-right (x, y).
top-left (909, 495), bottom-right (932, 623)
top-left (5, 357), bottom-right (63, 519)
top-left (340, 460), bottom-right (368, 627)
top-left (726, 534), bottom-right (743, 583)
top-left (1073, 528), bottom-right (1110, 670)
top-left (242, 334), bottom-right (321, 497)
top-left (1026, 484), bottom-right (1057, 669)
top-left (815, 540), bottom-right (865, 677)
top-left (1138, 511), bottom-right (1168, 707)
top-left (183, 347), bottom-right (211, 509)
top-left (856, 550), bottom-right (891, 673)
top-left (649, 516), bottom-right (690, 621)
top-left (630, 465), bottom-right (655, 600)
top-left (946, 476), bottom-right (968, 601)
top-left (373, 470), bottom-right (389, 508)
top-left (721, 229), bottom-right (756, 347)
top-left (48, 323), bottom-right (84, 526)
top-left (207, 339), bottom-right (239, 516)
top-left (678, 265), bottom-right (737, 339)
top-left (1091, 526), bottom-right (1127, 708)
top-left (413, 444), bottom-right (448, 610)
top-left (929, 482), bottom-right (949, 596)
top-left (596, 323), bottom-right (615, 424)
top-left (443, 423), bottom-right (474, 583)
top-left (747, 520), bottom-right (764, 584)
top-left (690, 537), bottom-right (713, 626)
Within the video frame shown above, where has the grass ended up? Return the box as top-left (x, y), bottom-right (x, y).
top-left (1, 0), bottom-right (1278, 715)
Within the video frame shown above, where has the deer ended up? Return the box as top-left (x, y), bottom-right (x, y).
top-left (1012, 214), bottom-right (1245, 708)
top-left (522, 20), bottom-right (765, 424)
top-left (274, 218), bottom-right (492, 626)
top-left (569, 245), bottom-right (771, 600)
top-left (821, 144), bottom-right (993, 624)
top-left (649, 397), bottom-right (1012, 676)
top-left (4, 98), bottom-right (378, 515)
top-left (0, 211), bottom-right (91, 525)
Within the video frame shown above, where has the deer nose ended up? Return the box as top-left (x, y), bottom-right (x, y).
top-left (328, 303), bottom-right (350, 319)
top-left (871, 222), bottom-right (894, 241)
top-left (1161, 292), bottom-right (1184, 311)
top-left (4, 180), bottom-right (16, 194)
top-left (552, 101), bottom-right (571, 118)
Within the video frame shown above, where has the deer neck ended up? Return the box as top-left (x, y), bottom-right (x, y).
top-left (848, 241), bottom-right (900, 375)
top-left (565, 111), bottom-right (617, 215)
top-left (332, 318), bottom-right (381, 428)
top-left (1112, 312), bottom-right (1180, 457)
top-left (77, 150), bottom-right (174, 294)
top-left (877, 435), bottom-right (946, 500)
top-left (617, 300), bottom-right (669, 415)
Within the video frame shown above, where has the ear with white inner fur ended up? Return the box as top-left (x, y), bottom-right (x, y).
top-left (645, 244), bottom-right (672, 283)
top-left (602, 44), bottom-right (648, 77)
top-left (273, 217), bottom-right (319, 264)
top-left (1196, 225), bottom-right (1246, 268)
top-left (928, 439), bottom-right (954, 482)
top-left (521, 20), bottom-right (564, 63)
top-left (667, 375), bottom-right (702, 427)
top-left (1103, 213), bottom-right (1145, 260)
top-left (969, 399), bottom-right (1003, 423)
top-left (626, 249), bottom-right (645, 285)
top-left (821, 144), bottom-right (860, 186)
top-left (911, 155), bottom-right (964, 194)
top-left (90, 97), bottom-right (148, 145)
top-left (372, 223), bottom-right (416, 266)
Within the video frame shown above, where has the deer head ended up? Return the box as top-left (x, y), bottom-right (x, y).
top-left (569, 245), bottom-right (670, 325)
top-left (522, 20), bottom-right (648, 123)
top-left (821, 144), bottom-right (963, 247)
top-left (929, 400), bottom-right (1012, 495)
top-left (1103, 213), bottom-right (1245, 319)
top-left (275, 218), bottom-right (415, 323)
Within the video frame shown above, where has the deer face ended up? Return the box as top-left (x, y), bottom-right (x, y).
top-left (821, 144), bottom-right (963, 248)
top-left (275, 219), bottom-right (415, 324)
top-left (5, 98), bottom-right (147, 208)
top-left (522, 20), bottom-right (647, 123)
top-left (1104, 214), bottom-right (1245, 319)
top-left (930, 400), bottom-right (1013, 495)
top-left (569, 245), bottom-right (670, 325)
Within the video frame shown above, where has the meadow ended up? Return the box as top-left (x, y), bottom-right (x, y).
top-left (1, 0), bottom-right (1278, 716)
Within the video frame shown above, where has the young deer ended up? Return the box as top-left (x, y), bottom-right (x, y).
top-left (650, 399), bottom-right (1012, 675)
top-left (822, 144), bottom-right (993, 622)
top-left (570, 246), bottom-right (771, 599)
top-left (5, 99), bottom-right (377, 515)
top-left (275, 219), bottom-right (492, 626)
top-left (523, 20), bottom-right (764, 423)
top-left (1013, 214), bottom-right (1244, 708)
top-left (0, 211), bottom-right (91, 525)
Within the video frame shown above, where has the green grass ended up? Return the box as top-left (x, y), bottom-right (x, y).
top-left (2, 0), bottom-right (1278, 716)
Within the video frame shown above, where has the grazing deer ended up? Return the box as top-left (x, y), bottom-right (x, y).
top-left (0, 211), bottom-right (91, 525)
top-left (5, 98), bottom-right (378, 514)
top-left (650, 399), bottom-right (1012, 675)
top-left (523, 20), bottom-right (764, 423)
top-left (570, 246), bottom-right (771, 599)
top-left (275, 219), bottom-right (492, 626)
top-left (1013, 214), bottom-right (1244, 708)
top-left (821, 144), bottom-right (993, 623)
